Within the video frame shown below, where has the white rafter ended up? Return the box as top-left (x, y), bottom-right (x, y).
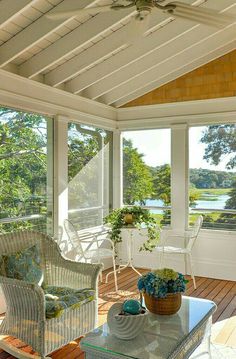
top-left (0, 0), bottom-right (34, 30)
top-left (114, 40), bottom-right (236, 107)
top-left (65, 18), bottom-right (194, 95)
top-left (44, 12), bottom-right (172, 87)
top-left (19, 8), bottom-right (135, 79)
top-left (0, 0), bottom-right (98, 67)
top-left (84, 22), bottom-right (203, 100)
top-left (98, 22), bottom-right (236, 105)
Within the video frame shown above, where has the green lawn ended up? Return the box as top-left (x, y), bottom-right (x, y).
top-left (195, 188), bottom-right (231, 198)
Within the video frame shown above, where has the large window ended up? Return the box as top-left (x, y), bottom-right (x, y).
top-left (189, 124), bottom-right (236, 230)
top-left (0, 106), bottom-right (53, 234)
top-left (122, 129), bottom-right (171, 225)
top-left (68, 123), bottom-right (113, 229)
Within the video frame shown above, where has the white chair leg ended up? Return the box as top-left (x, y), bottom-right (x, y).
top-left (188, 253), bottom-right (196, 289)
top-left (99, 271), bottom-right (103, 283)
top-left (112, 255), bottom-right (118, 292)
top-left (184, 253), bottom-right (188, 275)
top-left (159, 250), bottom-right (164, 268)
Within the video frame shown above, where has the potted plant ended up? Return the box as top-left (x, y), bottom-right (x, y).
top-left (104, 206), bottom-right (159, 252)
top-left (137, 268), bottom-right (188, 315)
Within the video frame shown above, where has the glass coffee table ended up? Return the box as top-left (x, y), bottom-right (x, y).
top-left (81, 296), bottom-right (216, 359)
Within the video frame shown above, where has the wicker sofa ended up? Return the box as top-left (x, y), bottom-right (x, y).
top-left (0, 230), bottom-right (102, 358)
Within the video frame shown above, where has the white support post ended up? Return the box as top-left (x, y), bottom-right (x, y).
top-left (171, 124), bottom-right (189, 232)
top-left (53, 116), bottom-right (68, 238)
top-left (113, 129), bottom-right (122, 209)
top-left (46, 119), bottom-right (54, 236)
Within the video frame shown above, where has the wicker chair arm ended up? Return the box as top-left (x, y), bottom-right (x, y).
top-left (0, 276), bottom-right (45, 322)
top-left (47, 256), bottom-right (103, 290)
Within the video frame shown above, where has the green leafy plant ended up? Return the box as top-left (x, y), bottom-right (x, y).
top-left (104, 206), bottom-right (159, 252)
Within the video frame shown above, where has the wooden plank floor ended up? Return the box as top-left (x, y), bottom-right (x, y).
top-left (0, 267), bottom-right (236, 358)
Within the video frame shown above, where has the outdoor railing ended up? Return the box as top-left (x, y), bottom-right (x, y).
top-left (0, 213), bottom-right (47, 234)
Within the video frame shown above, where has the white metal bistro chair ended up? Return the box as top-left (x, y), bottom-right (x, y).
top-left (155, 215), bottom-right (203, 289)
top-left (64, 219), bottom-right (118, 292)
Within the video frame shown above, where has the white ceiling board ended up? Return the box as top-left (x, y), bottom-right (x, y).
top-left (0, 0), bottom-right (98, 67)
top-left (19, 8), bottom-right (134, 79)
top-left (44, 12), bottom-right (171, 87)
top-left (98, 21), bottom-right (236, 105)
top-left (66, 16), bottom-right (193, 94)
top-left (114, 40), bottom-right (236, 107)
top-left (85, 24), bottom-right (205, 100)
top-left (82, 1), bottom-right (236, 100)
top-left (0, 0), bottom-right (236, 109)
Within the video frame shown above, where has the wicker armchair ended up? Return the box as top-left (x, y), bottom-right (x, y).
top-left (0, 231), bottom-right (102, 359)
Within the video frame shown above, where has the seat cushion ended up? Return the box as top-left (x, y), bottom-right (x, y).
top-left (43, 285), bottom-right (95, 319)
top-left (0, 244), bottom-right (43, 284)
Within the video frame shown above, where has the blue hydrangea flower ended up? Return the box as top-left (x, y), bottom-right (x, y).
top-left (137, 268), bottom-right (188, 298)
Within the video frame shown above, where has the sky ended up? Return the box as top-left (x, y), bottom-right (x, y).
top-left (123, 126), bottom-right (234, 172)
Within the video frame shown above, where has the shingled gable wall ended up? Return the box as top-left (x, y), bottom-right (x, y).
top-left (123, 49), bottom-right (236, 107)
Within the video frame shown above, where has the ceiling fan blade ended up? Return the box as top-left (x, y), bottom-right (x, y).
top-left (170, 2), bottom-right (235, 28)
top-left (46, 5), bottom-right (113, 20)
top-left (127, 12), bottom-right (151, 44)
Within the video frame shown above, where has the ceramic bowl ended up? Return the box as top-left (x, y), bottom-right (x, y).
top-left (107, 302), bottom-right (148, 340)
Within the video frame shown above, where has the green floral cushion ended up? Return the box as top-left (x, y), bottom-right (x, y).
top-left (0, 244), bottom-right (43, 284)
top-left (43, 285), bottom-right (95, 319)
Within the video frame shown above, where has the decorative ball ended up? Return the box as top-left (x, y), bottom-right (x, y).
top-left (123, 299), bottom-right (141, 315)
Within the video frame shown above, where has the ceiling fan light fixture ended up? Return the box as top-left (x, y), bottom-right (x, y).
top-left (138, 9), bottom-right (151, 20)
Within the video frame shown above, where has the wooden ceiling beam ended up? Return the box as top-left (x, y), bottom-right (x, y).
top-left (100, 23), bottom-right (236, 105)
top-left (44, 11), bottom-right (172, 87)
top-left (114, 40), bottom-right (236, 107)
top-left (85, 25), bottom-right (202, 100)
top-left (0, 0), bottom-right (34, 29)
top-left (65, 17), bottom-right (192, 94)
top-left (20, 8), bottom-right (134, 79)
top-left (0, 0), bottom-right (97, 67)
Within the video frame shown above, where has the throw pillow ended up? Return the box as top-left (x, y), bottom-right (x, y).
top-left (0, 244), bottom-right (43, 285)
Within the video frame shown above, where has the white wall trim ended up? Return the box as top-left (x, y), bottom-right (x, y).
top-left (0, 69), bottom-right (117, 130)
top-left (117, 97), bottom-right (236, 130)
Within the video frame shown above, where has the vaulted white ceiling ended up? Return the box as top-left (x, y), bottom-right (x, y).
top-left (0, 0), bottom-right (236, 108)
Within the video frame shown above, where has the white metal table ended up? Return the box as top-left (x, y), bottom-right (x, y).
top-left (81, 296), bottom-right (217, 359)
top-left (118, 226), bottom-right (142, 276)
top-left (106, 226), bottom-right (142, 284)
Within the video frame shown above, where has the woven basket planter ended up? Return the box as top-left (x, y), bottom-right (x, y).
top-left (143, 292), bottom-right (182, 315)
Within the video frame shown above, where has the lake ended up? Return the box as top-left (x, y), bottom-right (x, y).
top-left (144, 194), bottom-right (230, 214)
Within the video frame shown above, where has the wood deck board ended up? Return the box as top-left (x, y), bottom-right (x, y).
top-left (0, 268), bottom-right (235, 358)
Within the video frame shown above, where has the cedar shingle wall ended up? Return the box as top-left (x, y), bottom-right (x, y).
top-left (123, 50), bottom-right (236, 107)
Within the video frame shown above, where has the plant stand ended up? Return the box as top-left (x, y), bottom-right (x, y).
top-left (106, 226), bottom-right (141, 283)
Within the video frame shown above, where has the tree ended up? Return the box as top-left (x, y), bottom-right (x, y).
top-left (151, 164), bottom-right (171, 205)
top-left (200, 124), bottom-right (236, 229)
top-left (225, 182), bottom-right (236, 210)
top-left (123, 138), bottom-right (154, 205)
top-left (200, 124), bottom-right (236, 169)
top-left (0, 107), bottom-right (49, 233)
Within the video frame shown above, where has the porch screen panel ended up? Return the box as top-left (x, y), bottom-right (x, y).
top-left (0, 106), bottom-right (53, 234)
top-left (189, 124), bottom-right (236, 231)
top-left (122, 129), bottom-right (171, 226)
top-left (68, 123), bottom-right (113, 230)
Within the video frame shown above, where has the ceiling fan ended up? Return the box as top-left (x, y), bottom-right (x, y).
top-left (46, 0), bottom-right (234, 30)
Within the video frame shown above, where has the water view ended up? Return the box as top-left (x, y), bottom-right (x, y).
top-left (145, 194), bottom-right (230, 214)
